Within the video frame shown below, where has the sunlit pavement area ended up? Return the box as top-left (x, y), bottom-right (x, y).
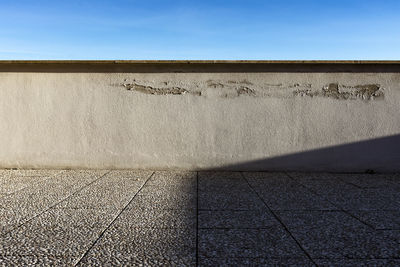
top-left (0, 170), bottom-right (400, 266)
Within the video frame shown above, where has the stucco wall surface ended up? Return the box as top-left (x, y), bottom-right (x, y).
top-left (0, 63), bottom-right (399, 171)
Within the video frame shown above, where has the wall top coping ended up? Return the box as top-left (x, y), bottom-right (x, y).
top-left (1, 60), bottom-right (399, 73)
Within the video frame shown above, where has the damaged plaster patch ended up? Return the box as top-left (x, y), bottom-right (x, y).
top-left (294, 83), bottom-right (384, 100)
top-left (202, 80), bottom-right (257, 98)
top-left (122, 82), bottom-right (200, 95)
top-left (121, 79), bottom-right (257, 98)
top-left (206, 80), bottom-right (225, 89)
top-left (227, 79), bottom-right (254, 85)
top-left (237, 86), bottom-right (256, 96)
top-left (119, 79), bottom-right (384, 101)
top-left (290, 83), bottom-right (312, 88)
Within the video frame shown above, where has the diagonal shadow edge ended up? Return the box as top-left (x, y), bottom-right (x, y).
top-left (207, 134), bottom-right (400, 173)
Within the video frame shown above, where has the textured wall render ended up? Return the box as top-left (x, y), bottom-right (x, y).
top-left (0, 67), bottom-right (399, 171)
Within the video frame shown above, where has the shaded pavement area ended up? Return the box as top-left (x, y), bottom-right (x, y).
top-left (0, 170), bottom-right (399, 266)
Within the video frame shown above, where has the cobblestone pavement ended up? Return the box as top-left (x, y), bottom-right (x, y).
top-left (0, 170), bottom-right (399, 266)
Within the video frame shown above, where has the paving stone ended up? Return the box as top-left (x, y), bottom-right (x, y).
top-left (77, 226), bottom-right (196, 266)
top-left (56, 171), bottom-right (150, 209)
top-left (131, 191), bottom-right (197, 210)
top-left (199, 190), bottom-right (264, 211)
top-left (198, 171), bottom-right (248, 191)
top-left (200, 184), bottom-right (252, 194)
top-left (287, 172), bottom-right (335, 180)
top-left (327, 189), bottom-right (400, 211)
top-left (245, 172), bottom-right (335, 210)
top-left (257, 258), bottom-right (315, 266)
top-left (0, 175), bottom-right (52, 195)
top-left (140, 183), bottom-right (197, 196)
top-left (277, 211), bottom-right (400, 259)
top-left (199, 173), bottom-right (256, 199)
top-left (383, 173), bottom-right (400, 184)
top-left (131, 176), bottom-right (197, 210)
top-left (315, 259), bottom-right (400, 267)
top-left (292, 174), bottom-right (357, 191)
top-left (198, 172), bottom-right (263, 210)
top-left (116, 208), bottom-right (196, 229)
top-left (0, 255), bottom-right (67, 266)
top-left (0, 171), bottom-right (107, 235)
top-left (78, 255), bottom-right (195, 266)
top-left (244, 172), bottom-right (289, 183)
top-left (254, 186), bottom-right (334, 211)
top-left (348, 210), bottom-right (400, 230)
top-left (198, 210), bottom-right (278, 229)
top-left (198, 227), bottom-right (307, 259)
top-left (199, 257), bottom-right (258, 266)
top-left (336, 174), bottom-right (400, 189)
top-left (296, 177), bottom-right (400, 210)
top-left (289, 173), bottom-right (369, 197)
top-left (105, 170), bottom-right (154, 179)
top-left (199, 170), bottom-right (245, 180)
top-left (147, 171), bottom-right (196, 187)
top-left (124, 171), bottom-right (198, 209)
top-left (0, 208), bottom-right (25, 235)
top-left (199, 257), bottom-right (314, 266)
top-left (0, 169), bottom-right (63, 177)
top-left (291, 172), bottom-right (400, 191)
top-left (0, 170), bottom-right (107, 210)
top-left (0, 208), bottom-right (117, 265)
top-left (381, 230), bottom-right (400, 245)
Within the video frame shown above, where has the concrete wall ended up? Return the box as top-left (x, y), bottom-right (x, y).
top-left (0, 61), bottom-right (399, 172)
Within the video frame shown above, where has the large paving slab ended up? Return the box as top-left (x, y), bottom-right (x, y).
top-left (314, 259), bottom-right (400, 267)
top-left (0, 174), bottom-right (54, 195)
top-left (198, 172), bottom-right (265, 211)
top-left (77, 226), bottom-right (196, 266)
top-left (245, 172), bottom-right (335, 210)
top-left (198, 227), bottom-right (308, 259)
top-left (0, 208), bottom-right (118, 265)
top-left (77, 171), bottom-right (196, 265)
top-left (1, 170), bottom-right (399, 266)
top-left (56, 170), bottom-right (152, 209)
top-left (289, 172), bottom-right (400, 211)
top-left (0, 170), bottom-right (108, 235)
top-left (0, 170), bottom-right (153, 265)
top-left (276, 210), bottom-right (400, 259)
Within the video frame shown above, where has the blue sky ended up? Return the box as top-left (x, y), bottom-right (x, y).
top-left (0, 0), bottom-right (399, 59)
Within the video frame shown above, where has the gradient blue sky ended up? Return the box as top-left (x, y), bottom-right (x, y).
top-left (1, 0), bottom-right (399, 60)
